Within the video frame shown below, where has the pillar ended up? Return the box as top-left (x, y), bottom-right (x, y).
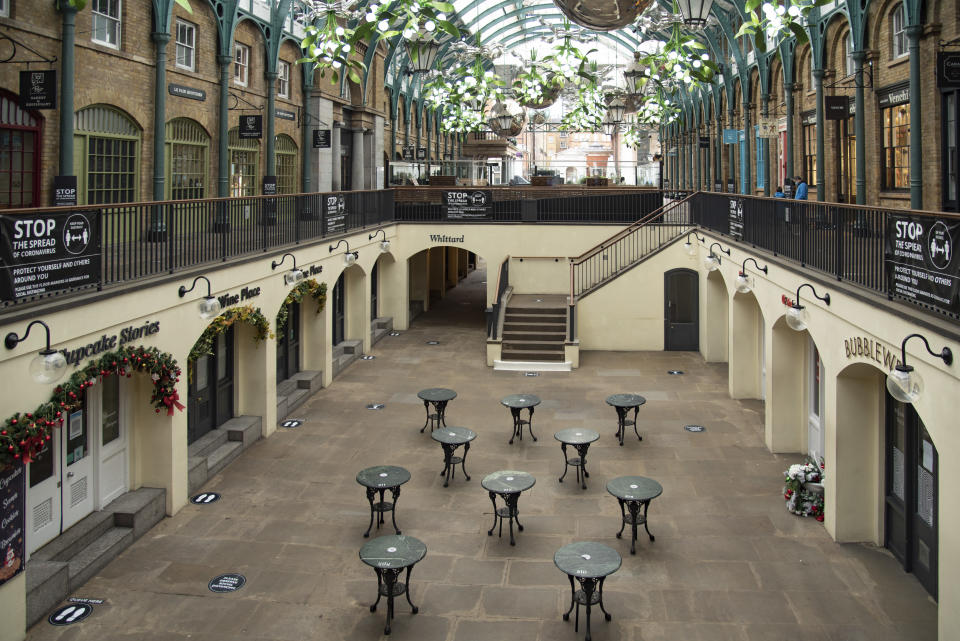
top-left (762, 93), bottom-right (771, 196)
top-left (906, 25), bottom-right (923, 208)
top-left (265, 71), bottom-right (277, 181)
top-left (728, 106), bottom-right (737, 191)
top-left (217, 55), bottom-right (231, 197)
top-left (813, 68), bottom-right (826, 201)
top-left (58, 5), bottom-right (76, 177)
top-left (785, 82), bottom-right (795, 184)
top-left (153, 32), bottom-right (170, 199)
top-left (742, 97), bottom-right (752, 194)
top-left (331, 122), bottom-right (341, 191)
top-left (352, 128), bottom-right (366, 191)
top-left (852, 51), bottom-right (866, 205)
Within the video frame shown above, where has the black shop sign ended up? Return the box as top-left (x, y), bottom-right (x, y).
top-left (824, 95), bottom-right (848, 120)
top-left (239, 115), bottom-right (262, 139)
top-left (54, 176), bottom-right (77, 207)
top-left (313, 129), bottom-right (331, 148)
top-left (879, 83), bottom-right (910, 108)
top-left (325, 194), bottom-right (347, 234)
top-left (443, 190), bottom-right (492, 220)
top-left (0, 465), bottom-right (25, 588)
top-left (416, 147), bottom-right (427, 160)
top-left (19, 70), bottom-right (56, 109)
top-left (168, 83), bottom-right (206, 101)
top-left (402, 146), bottom-right (414, 161)
top-left (886, 214), bottom-right (960, 315)
top-left (728, 198), bottom-right (744, 240)
top-left (938, 52), bottom-right (960, 88)
top-left (0, 210), bottom-right (101, 302)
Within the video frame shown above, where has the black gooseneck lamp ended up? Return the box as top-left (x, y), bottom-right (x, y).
top-left (784, 283), bottom-right (830, 332)
top-left (369, 228), bottom-right (391, 253)
top-left (703, 241), bottom-right (730, 271)
top-left (330, 239), bottom-right (359, 266)
top-left (735, 257), bottom-right (769, 294)
top-left (272, 252), bottom-right (305, 285)
top-left (683, 231), bottom-right (705, 256)
top-left (178, 276), bottom-right (222, 320)
top-left (4, 320), bottom-right (68, 383)
top-left (886, 333), bottom-right (953, 404)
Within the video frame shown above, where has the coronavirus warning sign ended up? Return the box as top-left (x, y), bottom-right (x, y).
top-left (886, 214), bottom-right (960, 315)
top-left (0, 211), bottom-right (101, 302)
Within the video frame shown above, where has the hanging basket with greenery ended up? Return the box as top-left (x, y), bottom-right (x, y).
top-left (189, 305), bottom-right (271, 373)
top-left (276, 279), bottom-right (328, 329)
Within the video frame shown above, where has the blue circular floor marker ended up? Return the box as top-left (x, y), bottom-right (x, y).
top-left (49, 603), bottom-right (93, 625)
top-left (208, 574), bottom-right (245, 593)
top-left (191, 492), bottom-right (221, 504)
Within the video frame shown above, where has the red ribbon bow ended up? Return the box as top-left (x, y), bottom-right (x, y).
top-left (163, 392), bottom-right (186, 416)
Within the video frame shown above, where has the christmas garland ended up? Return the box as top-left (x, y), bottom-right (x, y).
top-left (1, 345), bottom-right (183, 470)
top-left (188, 305), bottom-right (271, 379)
top-left (783, 459), bottom-right (825, 521)
top-left (276, 279), bottom-right (328, 330)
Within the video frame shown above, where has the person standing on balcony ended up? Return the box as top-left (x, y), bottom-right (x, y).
top-left (794, 176), bottom-right (808, 200)
top-left (774, 186), bottom-right (785, 198)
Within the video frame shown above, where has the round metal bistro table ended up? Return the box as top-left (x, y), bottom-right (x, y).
top-left (359, 535), bottom-right (426, 636)
top-left (554, 429), bottom-right (600, 490)
top-left (500, 394), bottom-right (541, 444)
top-left (554, 541), bottom-right (622, 641)
top-left (356, 466), bottom-right (411, 538)
top-left (481, 471), bottom-right (536, 546)
top-left (606, 476), bottom-right (663, 555)
top-left (430, 426), bottom-right (477, 487)
top-left (417, 388), bottom-right (457, 433)
top-left (604, 393), bottom-right (647, 446)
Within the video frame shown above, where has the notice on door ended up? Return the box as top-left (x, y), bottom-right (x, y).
top-left (325, 194), bottom-right (347, 234)
top-left (0, 211), bottom-right (101, 302)
top-left (886, 215), bottom-right (960, 315)
top-left (443, 190), bottom-right (493, 220)
top-left (0, 465), bottom-right (25, 587)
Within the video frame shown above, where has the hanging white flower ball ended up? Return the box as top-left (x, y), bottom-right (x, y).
top-left (332, 60), bottom-right (342, 68)
top-left (335, 26), bottom-right (345, 36)
top-left (425, 20), bottom-right (435, 31)
top-left (378, 19), bottom-right (390, 31)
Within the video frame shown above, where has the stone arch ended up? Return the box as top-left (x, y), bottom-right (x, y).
top-left (729, 289), bottom-right (765, 399)
top-left (702, 268), bottom-right (728, 363)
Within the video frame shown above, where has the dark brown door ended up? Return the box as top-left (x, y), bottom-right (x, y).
top-left (333, 273), bottom-right (346, 346)
top-left (664, 269), bottom-right (699, 351)
top-left (188, 326), bottom-right (234, 444)
top-left (276, 301), bottom-right (301, 382)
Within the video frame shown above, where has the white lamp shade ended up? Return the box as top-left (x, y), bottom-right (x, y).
top-left (703, 253), bottom-right (719, 271)
top-left (886, 366), bottom-right (922, 403)
top-left (405, 37), bottom-right (441, 74)
top-left (606, 102), bottom-right (626, 124)
top-left (284, 269), bottom-right (305, 285)
top-left (676, 0), bottom-right (716, 27)
top-left (684, 241), bottom-right (697, 256)
top-left (602, 122), bottom-right (617, 136)
top-left (199, 296), bottom-right (222, 320)
top-left (344, 252), bottom-right (358, 266)
top-left (30, 349), bottom-right (67, 384)
top-left (735, 273), bottom-right (753, 294)
top-left (379, 240), bottom-right (391, 253)
top-left (785, 304), bottom-right (807, 331)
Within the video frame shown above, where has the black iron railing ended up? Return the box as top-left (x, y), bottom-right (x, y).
top-left (487, 256), bottom-right (510, 339)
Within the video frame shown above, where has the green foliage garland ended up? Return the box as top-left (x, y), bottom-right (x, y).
top-left (276, 279), bottom-right (328, 330)
top-left (1, 346), bottom-right (183, 470)
top-left (188, 305), bottom-right (271, 368)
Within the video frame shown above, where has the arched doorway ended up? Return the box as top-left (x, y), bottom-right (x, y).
top-left (664, 268), bottom-right (698, 350)
top-left (75, 104), bottom-right (141, 204)
top-left (702, 270), bottom-right (728, 362)
top-left (188, 326), bottom-right (235, 444)
top-left (729, 290), bottom-right (764, 398)
top-left (0, 89), bottom-right (42, 208)
top-left (276, 300), bottom-right (301, 382)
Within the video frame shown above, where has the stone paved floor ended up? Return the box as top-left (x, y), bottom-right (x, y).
top-left (27, 264), bottom-right (937, 641)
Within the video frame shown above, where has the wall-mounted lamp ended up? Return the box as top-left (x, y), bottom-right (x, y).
top-left (683, 231), bottom-right (705, 257)
top-left (886, 333), bottom-right (953, 404)
top-left (178, 276), bottom-right (222, 320)
top-left (271, 252), bottom-right (305, 285)
top-left (329, 239), bottom-right (358, 266)
top-left (4, 320), bottom-right (68, 383)
top-left (369, 229), bottom-right (391, 253)
top-left (704, 242), bottom-right (730, 271)
top-left (783, 283), bottom-right (830, 332)
top-left (735, 257), bottom-right (769, 294)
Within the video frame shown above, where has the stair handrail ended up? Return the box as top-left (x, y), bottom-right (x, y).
top-left (569, 193), bottom-right (697, 305)
top-left (487, 256), bottom-right (510, 339)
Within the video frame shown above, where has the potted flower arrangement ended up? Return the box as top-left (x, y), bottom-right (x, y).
top-left (783, 459), bottom-right (826, 521)
top-left (512, 55), bottom-right (564, 109)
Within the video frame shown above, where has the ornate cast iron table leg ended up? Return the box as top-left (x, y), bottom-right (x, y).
top-left (364, 487), bottom-right (377, 537)
top-left (526, 407), bottom-right (537, 441)
top-left (559, 442), bottom-right (570, 483)
top-left (389, 486), bottom-right (402, 535)
top-left (509, 408), bottom-right (521, 444)
top-left (576, 443), bottom-right (591, 489)
top-left (487, 491), bottom-right (499, 536)
top-left (563, 573), bottom-right (576, 621)
top-left (460, 442), bottom-right (471, 481)
top-left (420, 399), bottom-right (431, 433)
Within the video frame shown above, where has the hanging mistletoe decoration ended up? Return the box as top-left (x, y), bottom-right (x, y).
top-left (276, 279), bottom-right (328, 329)
top-left (1, 346), bottom-right (183, 470)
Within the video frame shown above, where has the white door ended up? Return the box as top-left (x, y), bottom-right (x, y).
top-left (759, 327), bottom-right (767, 401)
top-left (807, 340), bottom-right (825, 461)
top-left (95, 374), bottom-right (128, 507)
top-left (61, 408), bottom-right (95, 530)
top-left (26, 430), bottom-right (62, 556)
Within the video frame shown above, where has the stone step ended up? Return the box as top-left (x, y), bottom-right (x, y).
top-left (277, 378), bottom-right (299, 397)
top-left (206, 440), bottom-right (244, 479)
top-left (502, 341), bottom-right (565, 351)
top-left (105, 487), bottom-right (165, 540)
top-left (373, 316), bottom-right (394, 331)
top-left (187, 427), bottom-right (229, 460)
top-left (285, 388), bottom-right (310, 414)
top-left (26, 560), bottom-right (68, 628)
top-left (339, 339), bottom-right (363, 355)
top-left (32, 510), bottom-right (114, 563)
top-left (67, 526), bottom-right (134, 590)
top-left (290, 370), bottom-right (322, 390)
top-left (503, 321), bottom-right (566, 333)
top-left (502, 330), bottom-right (567, 341)
top-left (225, 416), bottom-right (261, 448)
top-left (501, 349), bottom-right (566, 361)
top-left (506, 306), bottom-right (568, 315)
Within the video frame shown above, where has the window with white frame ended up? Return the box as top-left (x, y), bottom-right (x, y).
top-left (277, 60), bottom-right (290, 99)
top-left (845, 32), bottom-right (856, 77)
top-left (892, 3), bottom-right (907, 59)
top-left (175, 20), bottom-right (196, 71)
top-left (92, 0), bottom-right (121, 49)
top-left (0, 0), bottom-right (9, 19)
top-left (234, 43), bottom-right (249, 86)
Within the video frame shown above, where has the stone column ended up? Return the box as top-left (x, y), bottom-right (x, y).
top-left (352, 128), bottom-right (366, 191)
top-left (852, 51), bottom-right (867, 205)
top-left (813, 68), bottom-right (826, 201)
top-left (58, 5), bottom-right (76, 178)
top-left (152, 31), bottom-right (170, 200)
top-left (331, 122), bottom-right (341, 191)
top-left (906, 25), bottom-right (923, 208)
top-left (785, 82), bottom-right (795, 184)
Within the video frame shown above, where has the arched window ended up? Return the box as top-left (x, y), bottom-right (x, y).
top-left (275, 134), bottom-right (298, 194)
top-left (0, 90), bottom-right (42, 208)
top-left (227, 127), bottom-right (259, 197)
top-left (892, 3), bottom-right (907, 59)
top-left (166, 118), bottom-right (209, 200)
top-left (75, 105), bottom-right (141, 205)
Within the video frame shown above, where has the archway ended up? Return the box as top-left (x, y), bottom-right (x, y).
top-left (406, 245), bottom-right (479, 320)
top-left (729, 289), bottom-right (764, 399)
top-left (702, 269), bottom-right (728, 362)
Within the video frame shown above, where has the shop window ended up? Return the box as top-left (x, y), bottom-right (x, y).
top-left (0, 0), bottom-right (9, 18)
top-left (845, 32), bottom-right (855, 77)
top-left (882, 104), bottom-right (910, 189)
top-left (166, 118), bottom-right (209, 200)
top-left (92, 0), bottom-right (121, 49)
top-left (892, 4), bottom-right (907, 59)
top-left (754, 126), bottom-right (765, 191)
top-left (802, 118), bottom-right (817, 187)
top-left (75, 105), bottom-right (141, 205)
top-left (228, 127), bottom-right (259, 197)
top-left (175, 19), bottom-right (196, 71)
top-left (275, 134), bottom-right (298, 194)
top-left (234, 43), bottom-right (249, 86)
top-left (277, 60), bottom-right (290, 99)
top-left (0, 91), bottom-right (41, 208)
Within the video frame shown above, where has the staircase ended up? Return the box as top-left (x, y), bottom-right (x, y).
top-left (500, 294), bottom-right (568, 364)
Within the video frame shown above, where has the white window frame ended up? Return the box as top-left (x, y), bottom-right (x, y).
top-left (892, 3), bottom-right (908, 59)
top-left (277, 60), bottom-right (290, 99)
top-left (175, 19), bottom-right (196, 72)
top-left (91, 0), bottom-right (122, 49)
top-left (0, 0), bottom-right (9, 19)
top-left (845, 32), bottom-right (856, 77)
top-left (234, 43), bottom-right (249, 87)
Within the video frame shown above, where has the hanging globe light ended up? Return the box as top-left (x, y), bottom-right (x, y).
top-left (552, 0), bottom-right (655, 31)
top-left (675, 0), bottom-right (716, 28)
